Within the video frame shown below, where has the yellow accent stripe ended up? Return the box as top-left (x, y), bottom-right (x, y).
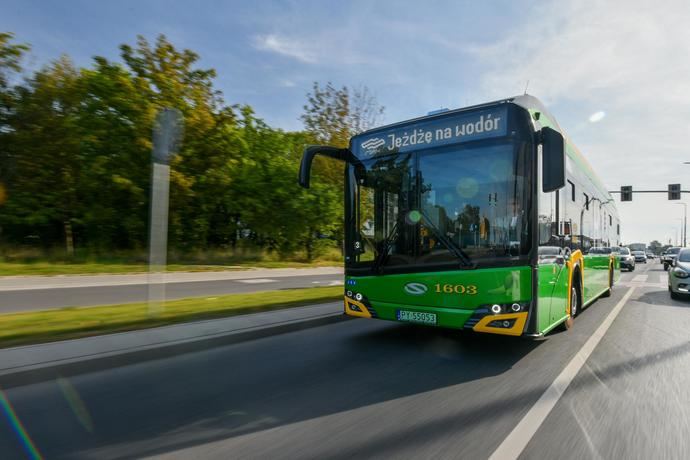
top-left (473, 312), bottom-right (528, 336)
top-left (344, 298), bottom-right (372, 318)
top-left (566, 249), bottom-right (584, 316)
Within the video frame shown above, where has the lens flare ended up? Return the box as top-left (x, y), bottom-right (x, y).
top-left (406, 210), bottom-right (422, 224)
top-left (489, 159), bottom-right (511, 181)
top-left (456, 177), bottom-right (479, 198)
top-left (0, 388), bottom-right (43, 460)
top-left (57, 377), bottom-right (94, 433)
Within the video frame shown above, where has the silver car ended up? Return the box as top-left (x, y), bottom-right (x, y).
top-left (668, 248), bottom-right (690, 299)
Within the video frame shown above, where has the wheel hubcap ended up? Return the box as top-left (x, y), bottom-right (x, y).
top-left (571, 288), bottom-right (577, 316)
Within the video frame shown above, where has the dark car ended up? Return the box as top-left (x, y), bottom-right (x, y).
top-left (668, 248), bottom-right (690, 299)
top-left (663, 247), bottom-right (682, 271)
top-left (538, 246), bottom-right (563, 264)
top-left (617, 247), bottom-right (635, 271)
top-left (632, 250), bottom-right (647, 263)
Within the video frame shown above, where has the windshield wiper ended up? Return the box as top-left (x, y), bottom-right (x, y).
top-left (372, 220), bottom-right (399, 274)
top-left (419, 211), bottom-right (475, 268)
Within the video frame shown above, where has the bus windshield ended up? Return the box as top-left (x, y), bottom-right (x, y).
top-left (348, 138), bottom-right (532, 274)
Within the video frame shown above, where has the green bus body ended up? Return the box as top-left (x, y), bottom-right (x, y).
top-left (345, 254), bottom-right (618, 336)
top-left (303, 95), bottom-right (620, 337)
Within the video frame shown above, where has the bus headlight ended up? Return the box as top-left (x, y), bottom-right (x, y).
top-left (487, 302), bottom-right (529, 314)
top-left (355, 293), bottom-right (363, 301)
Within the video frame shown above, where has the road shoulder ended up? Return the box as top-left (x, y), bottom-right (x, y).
top-left (0, 302), bottom-right (347, 389)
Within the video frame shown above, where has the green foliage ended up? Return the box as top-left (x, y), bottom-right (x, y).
top-left (0, 33), bottom-right (383, 263)
top-left (0, 286), bottom-right (342, 348)
top-left (0, 32), bottom-right (29, 89)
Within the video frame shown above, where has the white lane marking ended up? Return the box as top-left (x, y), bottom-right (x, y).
top-left (659, 273), bottom-right (668, 285)
top-left (489, 286), bottom-right (636, 460)
top-left (631, 274), bottom-right (648, 283)
top-left (327, 280), bottom-right (344, 286)
top-left (236, 278), bottom-right (276, 284)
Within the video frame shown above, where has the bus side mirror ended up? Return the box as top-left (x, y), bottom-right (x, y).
top-left (299, 145), bottom-right (357, 188)
top-left (542, 127), bottom-right (565, 193)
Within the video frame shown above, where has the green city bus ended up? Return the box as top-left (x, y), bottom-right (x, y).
top-left (299, 95), bottom-right (620, 336)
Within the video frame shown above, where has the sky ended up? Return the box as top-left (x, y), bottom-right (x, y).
top-left (3, 0), bottom-right (690, 245)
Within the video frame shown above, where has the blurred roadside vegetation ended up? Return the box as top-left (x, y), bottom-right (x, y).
top-left (0, 285), bottom-right (342, 348)
top-left (0, 32), bottom-right (383, 268)
top-left (0, 246), bottom-right (343, 275)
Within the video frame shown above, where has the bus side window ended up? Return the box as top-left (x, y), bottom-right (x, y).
top-left (538, 147), bottom-right (557, 246)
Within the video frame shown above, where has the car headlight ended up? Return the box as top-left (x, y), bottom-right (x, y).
top-left (673, 268), bottom-right (689, 278)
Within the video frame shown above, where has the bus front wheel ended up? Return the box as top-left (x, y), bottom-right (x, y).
top-left (558, 286), bottom-right (578, 332)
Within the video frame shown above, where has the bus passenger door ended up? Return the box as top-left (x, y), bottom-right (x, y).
top-left (537, 251), bottom-right (568, 332)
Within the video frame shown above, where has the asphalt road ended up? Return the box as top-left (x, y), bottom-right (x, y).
top-left (2, 261), bottom-right (689, 459)
top-left (0, 274), bottom-right (343, 313)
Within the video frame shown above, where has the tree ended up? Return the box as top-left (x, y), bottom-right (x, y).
top-left (300, 82), bottom-right (385, 252)
top-left (0, 32), bottom-right (30, 210)
top-left (119, 35), bottom-right (241, 250)
top-left (0, 32), bottom-right (29, 89)
top-left (74, 57), bottom-right (154, 250)
top-left (301, 82), bottom-right (384, 146)
top-left (1, 56), bottom-right (85, 253)
top-left (0, 33), bottom-right (366, 263)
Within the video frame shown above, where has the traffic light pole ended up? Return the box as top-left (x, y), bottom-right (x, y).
top-left (611, 186), bottom-right (688, 248)
top-left (609, 190), bottom-right (690, 194)
top-left (676, 202), bottom-right (687, 247)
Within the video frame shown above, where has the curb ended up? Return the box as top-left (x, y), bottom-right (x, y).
top-left (0, 312), bottom-right (350, 389)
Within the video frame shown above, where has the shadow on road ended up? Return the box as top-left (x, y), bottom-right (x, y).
top-left (1, 282), bottom-right (657, 460)
top-left (3, 321), bottom-right (545, 459)
top-left (50, 322), bottom-right (690, 460)
top-left (635, 289), bottom-right (690, 308)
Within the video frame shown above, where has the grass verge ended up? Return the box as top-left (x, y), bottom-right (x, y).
top-left (0, 286), bottom-right (343, 349)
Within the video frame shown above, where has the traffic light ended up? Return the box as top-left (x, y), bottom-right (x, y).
top-left (669, 183), bottom-right (681, 200)
top-left (621, 186), bottom-right (632, 201)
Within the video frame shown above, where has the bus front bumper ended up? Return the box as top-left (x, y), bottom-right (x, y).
top-left (344, 297), bottom-right (529, 337)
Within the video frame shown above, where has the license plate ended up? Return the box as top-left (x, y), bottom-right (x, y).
top-left (396, 310), bottom-right (437, 325)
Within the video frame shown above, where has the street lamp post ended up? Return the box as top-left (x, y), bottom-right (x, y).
top-left (674, 202), bottom-right (687, 247)
top-left (675, 218), bottom-right (684, 246)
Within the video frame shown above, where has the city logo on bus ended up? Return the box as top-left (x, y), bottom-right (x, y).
top-left (360, 137), bottom-right (385, 154)
top-left (404, 282), bottom-right (428, 295)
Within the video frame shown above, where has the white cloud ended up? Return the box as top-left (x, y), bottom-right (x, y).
top-left (469, 0), bottom-right (690, 244)
top-left (253, 34), bottom-right (316, 63)
top-left (588, 111), bottom-right (605, 123)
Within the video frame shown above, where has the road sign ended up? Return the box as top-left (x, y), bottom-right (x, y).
top-left (149, 108), bottom-right (184, 317)
top-left (669, 183), bottom-right (681, 200)
top-left (152, 108), bottom-right (183, 165)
